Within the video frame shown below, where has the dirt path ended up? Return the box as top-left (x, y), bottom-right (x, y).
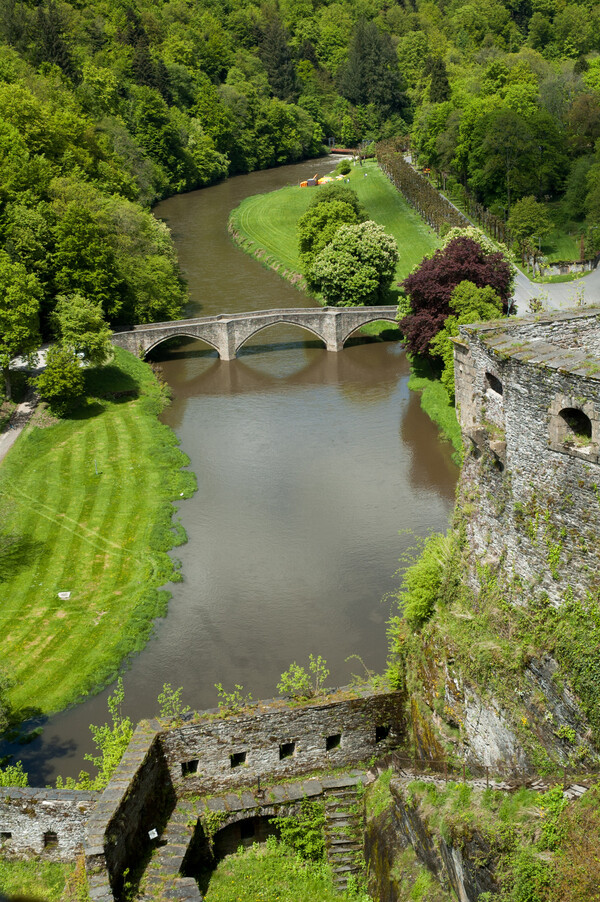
top-left (0, 392), bottom-right (37, 466)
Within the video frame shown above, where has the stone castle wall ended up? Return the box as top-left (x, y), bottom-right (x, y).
top-left (80, 688), bottom-right (402, 900)
top-left (0, 788), bottom-right (98, 862)
top-left (454, 308), bottom-right (600, 606)
top-left (161, 690), bottom-right (403, 795)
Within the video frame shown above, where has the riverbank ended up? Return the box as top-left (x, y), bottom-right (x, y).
top-left (0, 348), bottom-right (196, 723)
top-left (228, 159), bottom-right (439, 296)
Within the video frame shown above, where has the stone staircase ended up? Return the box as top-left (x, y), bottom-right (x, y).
top-left (323, 777), bottom-right (365, 892)
top-left (136, 799), bottom-right (202, 902)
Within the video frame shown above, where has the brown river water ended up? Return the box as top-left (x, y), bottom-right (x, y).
top-left (4, 158), bottom-right (458, 784)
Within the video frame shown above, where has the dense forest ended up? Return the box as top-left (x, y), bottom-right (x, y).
top-left (1, 0), bottom-right (600, 367)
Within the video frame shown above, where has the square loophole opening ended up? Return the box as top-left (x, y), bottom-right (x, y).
top-left (230, 751), bottom-right (247, 769)
top-left (240, 820), bottom-right (255, 840)
top-left (279, 741), bottom-right (296, 760)
top-left (375, 725), bottom-right (391, 743)
top-left (43, 831), bottom-right (58, 849)
top-left (181, 759), bottom-right (199, 777)
top-left (326, 733), bottom-right (342, 751)
top-left (0, 832), bottom-right (11, 842)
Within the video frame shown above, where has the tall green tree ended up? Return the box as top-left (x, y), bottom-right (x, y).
top-left (429, 280), bottom-right (503, 396)
top-left (310, 220), bottom-right (398, 306)
top-left (507, 196), bottom-right (551, 262)
top-left (258, 15), bottom-right (298, 102)
top-left (52, 293), bottom-right (113, 365)
top-left (34, 344), bottom-right (84, 416)
top-left (339, 19), bottom-right (405, 113)
top-left (0, 250), bottom-right (41, 399)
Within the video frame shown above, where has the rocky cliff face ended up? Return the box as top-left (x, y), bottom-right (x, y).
top-left (365, 779), bottom-right (499, 902)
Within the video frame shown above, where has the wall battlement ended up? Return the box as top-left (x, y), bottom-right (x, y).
top-left (454, 307), bottom-right (600, 605)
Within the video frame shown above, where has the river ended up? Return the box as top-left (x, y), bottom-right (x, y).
top-left (5, 158), bottom-right (458, 784)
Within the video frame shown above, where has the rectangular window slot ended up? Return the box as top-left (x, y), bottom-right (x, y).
top-left (375, 725), bottom-right (391, 743)
top-left (240, 820), bottom-right (255, 840)
top-left (279, 741), bottom-right (296, 760)
top-left (326, 733), bottom-right (341, 751)
top-left (43, 831), bottom-right (58, 849)
top-left (0, 832), bottom-right (11, 841)
top-left (181, 759), bottom-right (199, 777)
top-left (230, 751), bottom-right (247, 768)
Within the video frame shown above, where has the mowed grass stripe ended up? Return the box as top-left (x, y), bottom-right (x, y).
top-left (0, 348), bottom-right (196, 719)
top-left (231, 160), bottom-right (439, 286)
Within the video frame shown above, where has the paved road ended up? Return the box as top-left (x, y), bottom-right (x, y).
top-left (513, 264), bottom-right (600, 313)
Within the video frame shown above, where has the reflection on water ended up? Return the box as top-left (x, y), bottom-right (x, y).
top-left (3, 160), bottom-right (458, 784)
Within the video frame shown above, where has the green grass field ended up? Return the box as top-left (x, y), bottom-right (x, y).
top-left (230, 159), bottom-right (439, 288)
top-left (0, 858), bottom-right (76, 900)
top-left (0, 349), bottom-right (195, 721)
top-left (203, 838), bottom-right (354, 902)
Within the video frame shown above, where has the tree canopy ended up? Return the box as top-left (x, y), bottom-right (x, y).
top-left (399, 237), bottom-right (513, 356)
top-left (310, 221), bottom-right (399, 307)
top-left (429, 280), bottom-right (503, 396)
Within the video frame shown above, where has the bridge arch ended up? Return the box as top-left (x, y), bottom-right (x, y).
top-left (340, 315), bottom-right (399, 347)
top-left (235, 320), bottom-right (328, 355)
top-left (144, 332), bottom-right (221, 358)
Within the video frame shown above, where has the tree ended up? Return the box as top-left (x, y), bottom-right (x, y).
top-left (34, 344), bottom-right (84, 416)
top-left (56, 678), bottom-right (133, 790)
top-left (507, 196), bottom-right (552, 263)
top-left (307, 183), bottom-right (367, 220)
top-left (258, 15), bottom-right (297, 102)
top-left (429, 281), bottom-right (503, 396)
top-left (297, 199), bottom-right (359, 273)
top-left (0, 250), bottom-right (41, 400)
top-left (52, 293), bottom-right (113, 365)
top-left (399, 237), bottom-right (513, 356)
top-left (427, 57), bottom-right (451, 104)
top-left (338, 19), bottom-right (405, 113)
top-left (310, 221), bottom-right (399, 307)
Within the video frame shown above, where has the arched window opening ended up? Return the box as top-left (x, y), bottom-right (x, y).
top-left (559, 407), bottom-right (592, 442)
top-left (485, 372), bottom-right (503, 396)
top-left (43, 831), bottom-right (58, 849)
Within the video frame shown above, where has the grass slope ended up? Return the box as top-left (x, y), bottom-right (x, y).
top-left (0, 348), bottom-right (195, 721)
top-left (230, 160), bottom-right (439, 288)
top-left (203, 838), bottom-right (352, 902)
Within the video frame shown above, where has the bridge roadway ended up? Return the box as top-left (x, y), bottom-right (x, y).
top-left (111, 306), bottom-right (399, 360)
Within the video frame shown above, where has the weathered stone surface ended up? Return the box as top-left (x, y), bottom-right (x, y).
top-left (112, 307), bottom-right (399, 360)
top-left (163, 691), bottom-right (403, 795)
top-left (454, 307), bottom-right (600, 607)
top-left (0, 788), bottom-right (98, 861)
top-left (388, 780), bottom-right (499, 902)
top-left (84, 721), bottom-right (176, 900)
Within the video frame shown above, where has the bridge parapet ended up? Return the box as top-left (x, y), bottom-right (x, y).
top-left (111, 306), bottom-right (399, 360)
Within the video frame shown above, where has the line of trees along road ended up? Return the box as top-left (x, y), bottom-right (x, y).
top-left (2, 0), bottom-right (600, 401)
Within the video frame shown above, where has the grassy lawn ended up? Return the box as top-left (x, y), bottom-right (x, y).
top-left (541, 226), bottom-right (580, 263)
top-left (0, 348), bottom-right (195, 721)
top-left (203, 838), bottom-right (352, 902)
top-left (0, 858), bottom-right (77, 900)
top-left (230, 159), bottom-right (439, 288)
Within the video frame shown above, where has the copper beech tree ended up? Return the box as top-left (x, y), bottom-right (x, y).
top-left (398, 236), bottom-right (513, 356)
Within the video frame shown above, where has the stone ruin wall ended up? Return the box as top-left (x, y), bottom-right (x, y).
top-left (162, 691), bottom-right (403, 796)
top-left (454, 309), bottom-right (600, 607)
top-left (80, 689), bottom-right (403, 901)
top-left (0, 788), bottom-right (98, 863)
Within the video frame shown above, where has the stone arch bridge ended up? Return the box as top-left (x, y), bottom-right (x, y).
top-left (111, 306), bottom-right (399, 360)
